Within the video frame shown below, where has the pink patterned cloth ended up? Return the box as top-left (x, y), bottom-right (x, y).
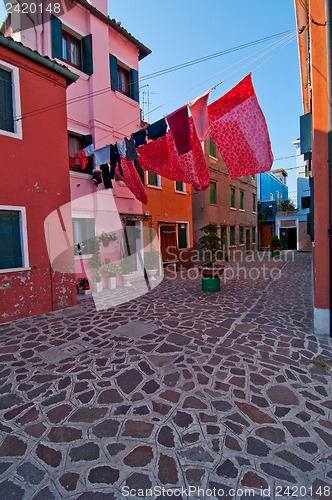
top-left (137, 118), bottom-right (210, 192)
top-left (166, 105), bottom-right (192, 155)
top-left (207, 74), bottom-right (273, 179)
top-left (189, 89), bottom-right (211, 141)
top-left (116, 157), bottom-right (148, 204)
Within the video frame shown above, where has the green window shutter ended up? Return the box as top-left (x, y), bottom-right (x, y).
top-left (51, 15), bottom-right (62, 59)
top-left (130, 68), bottom-right (139, 102)
top-left (109, 54), bottom-right (119, 91)
top-left (210, 182), bottom-right (216, 204)
top-left (231, 188), bottom-right (235, 207)
top-left (209, 137), bottom-right (215, 157)
top-left (300, 113), bottom-right (312, 155)
top-left (0, 211), bottom-right (22, 269)
top-left (240, 191), bottom-right (244, 209)
top-left (0, 68), bottom-right (14, 132)
top-left (239, 227), bottom-right (243, 244)
top-left (252, 227), bottom-right (256, 243)
top-left (230, 227), bottom-right (235, 246)
top-left (82, 34), bottom-right (93, 75)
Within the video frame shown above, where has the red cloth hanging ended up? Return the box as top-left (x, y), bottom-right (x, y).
top-left (116, 157), bottom-right (148, 204)
top-left (207, 74), bottom-right (273, 179)
top-left (166, 105), bottom-right (192, 155)
top-left (189, 89), bottom-right (211, 141)
top-left (73, 149), bottom-right (88, 169)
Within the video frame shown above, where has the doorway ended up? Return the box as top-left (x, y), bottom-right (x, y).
top-left (280, 227), bottom-right (297, 250)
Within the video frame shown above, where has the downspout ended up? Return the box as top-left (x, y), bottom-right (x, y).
top-left (325, 0), bottom-right (332, 336)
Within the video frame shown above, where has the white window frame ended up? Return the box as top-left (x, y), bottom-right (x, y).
top-left (0, 60), bottom-right (22, 140)
top-left (72, 213), bottom-right (95, 259)
top-left (174, 181), bottom-right (186, 194)
top-left (146, 171), bottom-right (161, 189)
top-left (0, 205), bottom-right (29, 273)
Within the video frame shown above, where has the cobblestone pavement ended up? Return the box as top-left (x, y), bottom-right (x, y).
top-left (0, 252), bottom-right (332, 500)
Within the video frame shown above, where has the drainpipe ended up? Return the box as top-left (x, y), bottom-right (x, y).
top-left (325, 0), bottom-right (332, 336)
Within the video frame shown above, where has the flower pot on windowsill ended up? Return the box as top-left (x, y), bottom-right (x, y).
top-left (102, 241), bottom-right (110, 247)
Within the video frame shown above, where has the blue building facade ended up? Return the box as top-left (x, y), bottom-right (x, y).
top-left (257, 170), bottom-right (289, 202)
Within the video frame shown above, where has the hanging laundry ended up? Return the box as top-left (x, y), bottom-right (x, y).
top-left (100, 164), bottom-right (113, 189)
top-left (94, 145), bottom-right (110, 166)
top-left (189, 89), bottom-right (211, 141)
top-left (146, 118), bottom-right (167, 141)
top-left (168, 117), bottom-right (210, 191)
top-left (116, 158), bottom-right (148, 204)
top-left (69, 156), bottom-right (77, 167)
top-left (132, 128), bottom-right (147, 147)
top-left (207, 74), bottom-right (273, 179)
top-left (110, 144), bottom-right (123, 178)
top-left (74, 149), bottom-right (88, 169)
top-left (137, 135), bottom-right (187, 182)
top-left (84, 144), bottom-right (94, 157)
top-left (116, 139), bottom-right (127, 158)
top-left (166, 105), bottom-right (192, 155)
top-left (92, 169), bottom-right (102, 186)
top-left (125, 137), bottom-right (139, 162)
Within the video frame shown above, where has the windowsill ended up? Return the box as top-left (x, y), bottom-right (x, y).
top-left (230, 207), bottom-right (236, 210)
top-left (239, 244), bottom-right (245, 247)
top-left (0, 267), bottom-right (31, 274)
top-left (54, 58), bottom-right (90, 80)
top-left (70, 171), bottom-right (93, 179)
top-left (147, 184), bottom-right (162, 190)
top-left (209, 155), bottom-right (218, 165)
top-left (210, 203), bottom-right (218, 206)
top-left (229, 245), bottom-right (236, 248)
top-left (115, 91), bottom-right (139, 107)
top-left (253, 211), bottom-right (257, 214)
top-left (239, 209), bottom-right (245, 212)
top-left (0, 128), bottom-right (22, 140)
top-left (175, 190), bottom-right (187, 195)
top-left (74, 254), bottom-right (93, 260)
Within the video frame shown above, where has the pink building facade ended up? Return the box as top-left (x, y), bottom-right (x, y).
top-left (4, 0), bottom-right (151, 288)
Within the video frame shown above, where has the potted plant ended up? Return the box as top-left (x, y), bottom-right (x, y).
top-left (270, 234), bottom-right (283, 257)
top-left (121, 255), bottom-right (135, 287)
top-left (89, 237), bottom-right (103, 292)
top-left (77, 277), bottom-right (91, 295)
top-left (144, 248), bottom-right (159, 281)
top-left (102, 262), bottom-right (121, 289)
top-left (198, 223), bottom-right (225, 292)
top-left (98, 232), bottom-right (118, 247)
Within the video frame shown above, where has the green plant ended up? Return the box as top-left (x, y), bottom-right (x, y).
top-left (121, 255), bottom-right (136, 274)
top-left (270, 234), bottom-right (282, 249)
top-left (144, 249), bottom-right (159, 269)
top-left (98, 232), bottom-right (118, 244)
top-left (78, 277), bottom-right (90, 289)
top-left (199, 224), bottom-right (223, 267)
top-left (258, 202), bottom-right (274, 222)
top-left (89, 237), bottom-right (102, 281)
top-left (277, 199), bottom-right (296, 212)
top-left (313, 360), bottom-right (331, 369)
top-left (101, 262), bottom-right (121, 278)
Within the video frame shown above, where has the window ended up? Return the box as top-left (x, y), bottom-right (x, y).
top-left (252, 194), bottom-right (256, 212)
top-left (252, 227), bottom-right (256, 243)
top-left (239, 226), bottom-right (244, 245)
top-left (0, 61), bottom-right (22, 139)
top-left (209, 137), bottom-right (216, 157)
top-left (0, 207), bottom-right (28, 270)
top-left (147, 171), bottom-right (161, 187)
top-left (230, 188), bottom-right (235, 208)
top-left (175, 181), bottom-right (185, 192)
top-left (51, 15), bottom-right (93, 75)
top-left (134, 161), bottom-right (145, 186)
top-left (210, 181), bottom-right (217, 204)
top-left (109, 54), bottom-right (139, 102)
top-left (68, 133), bottom-right (93, 174)
top-left (230, 226), bottom-right (235, 246)
top-left (62, 32), bottom-right (81, 69)
top-left (72, 218), bottom-right (95, 255)
top-left (239, 191), bottom-right (244, 210)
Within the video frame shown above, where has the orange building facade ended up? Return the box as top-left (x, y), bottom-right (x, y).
top-left (294, 0), bottom-right (330, 334)
top-left (142, 172), bottom-right (193, 266)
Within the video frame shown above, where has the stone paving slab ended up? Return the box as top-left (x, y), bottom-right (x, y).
top-left (0, 253), bottom-right (331, 499)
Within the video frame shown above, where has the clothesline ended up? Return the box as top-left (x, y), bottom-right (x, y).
top-left (71, 73), bottom-right (273, 204)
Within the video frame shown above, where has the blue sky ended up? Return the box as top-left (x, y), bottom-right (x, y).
top-left (1, 0), bottom-right (302, 203)
top-left (109, 0), bottom-right (302, 203)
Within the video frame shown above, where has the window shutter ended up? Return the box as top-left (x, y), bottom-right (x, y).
top-left (82, 134), bottom-right (94, 174)
top-left (0, 211), bottom-right (22, 270)
top-left (109, 54), bottom-right (119, 91)
top-left (51, 15), bottom-right (62, 59)
top-left (0, 69), bottom-right (14, 133)
top-left (82, 34), bottom-right (93, 75)
top-left (130, 68), bottom-right (139, 102)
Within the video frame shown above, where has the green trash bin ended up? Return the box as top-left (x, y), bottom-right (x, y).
top-left (202, 276), bottom-right (220, 292)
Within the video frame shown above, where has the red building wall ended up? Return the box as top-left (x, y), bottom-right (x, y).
top-left (0, 44), bottom-right (76, 323)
